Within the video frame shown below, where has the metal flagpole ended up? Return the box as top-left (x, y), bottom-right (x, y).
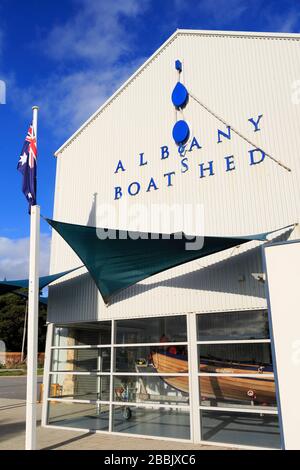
top-left (25, 105), bottom-right (40, 450)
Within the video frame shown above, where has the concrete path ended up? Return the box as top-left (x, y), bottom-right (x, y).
top-left (0, 398), bottom-right (229, 450)
top-left (0, 376), bottom-right (42, 400)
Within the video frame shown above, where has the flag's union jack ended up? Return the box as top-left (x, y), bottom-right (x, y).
top-left (17, 124), bottom-right (37, 212)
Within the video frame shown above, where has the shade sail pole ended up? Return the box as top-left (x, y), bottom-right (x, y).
top-left (25, 106), bottom-right (40, 451)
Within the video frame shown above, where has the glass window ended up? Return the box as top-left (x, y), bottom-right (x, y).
top-left (114, 345), bottom-right (188, 373)
top-left (116, 316), bottom-right (187, 344)
top-left (49, 373), bottom-right (110, 401)
top-left (51, 348), bottom-right (111, 372)
top-left (199, 376), bottom-right (276, 409)
top-left (112, 405), bottom-right (190, 439)
top-left (48, 401), bottom-right (109, 431)
top-left (53, 322), bottom-right (111, 346)
top-left (197, 311), bottom-right (269, 341)
top-left (113, 375), bottom-right (189, 405)
top-left (198, 343), bottom-right (273, 374)
top-left (200, 410), bottom-right (281, 449)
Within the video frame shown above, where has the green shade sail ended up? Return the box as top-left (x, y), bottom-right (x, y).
top-left (0, 283), bottom-right (19, 296)
top-left (46, 218), bottom-right (274, 303)
top-left (0, 268), bottom-right (81, 296)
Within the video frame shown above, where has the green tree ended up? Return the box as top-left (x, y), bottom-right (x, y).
top-left (0, 292), bottom-right (47, 352)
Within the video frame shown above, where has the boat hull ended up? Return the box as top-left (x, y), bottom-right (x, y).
top-left (151, 352), bottom-right (276, 405)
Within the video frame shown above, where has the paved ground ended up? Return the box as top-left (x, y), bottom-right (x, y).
top-left (0, 376), bottom-right (43, 400)
top-left (0, 397), bottom-right (230, 450)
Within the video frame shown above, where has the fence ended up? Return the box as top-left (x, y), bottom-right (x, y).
top-left (0, 352), bottom-right (45, 367)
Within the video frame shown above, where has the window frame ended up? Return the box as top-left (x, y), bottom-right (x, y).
top-left (196, 310), bottom-right (279, 445)
top-left (47, 314), bottom-right (192, 442)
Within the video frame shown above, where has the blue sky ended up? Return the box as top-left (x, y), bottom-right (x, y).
top-left (0, 0), bottom-right (299, 279)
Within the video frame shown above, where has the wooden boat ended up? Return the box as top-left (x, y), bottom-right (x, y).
top-left (151, 351), bottom-right (276, 405)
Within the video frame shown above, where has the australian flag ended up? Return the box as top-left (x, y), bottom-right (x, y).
top-left (17, 124), bottom-right (37, 212)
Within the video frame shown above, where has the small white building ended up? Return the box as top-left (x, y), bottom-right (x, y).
top-left (43, 29), bottom-right (300, 449)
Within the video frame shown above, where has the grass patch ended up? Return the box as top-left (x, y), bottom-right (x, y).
top-left (0, 369), bottom-right (24, 376)
top-left (0, 368), bottom-right (44, 376)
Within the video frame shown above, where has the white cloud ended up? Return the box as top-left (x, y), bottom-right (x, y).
top-left (12, 0), bottom-right (150, 136)
top-left (44, 0), bottom-right (146, 65)
top-left (13, 56), bottom-right (146, 137)
top-left (0, 233), bottom-right (51, 280)
top-left (266, 10), bottom-right (300, 33)
top-left (12, 0), bottom-right (300, 139)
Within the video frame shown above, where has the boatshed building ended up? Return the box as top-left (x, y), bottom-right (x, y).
top-left (43, 29), bottom-right (300, 449)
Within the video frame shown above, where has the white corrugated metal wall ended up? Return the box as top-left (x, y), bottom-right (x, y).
top-left (48, 30), bottom-right (300, 323)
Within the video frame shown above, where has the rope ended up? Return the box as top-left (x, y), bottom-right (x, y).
top-left (265, 222), bottom-right (297, 237)
top-left (189, 91), bottom-right (291, 173)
